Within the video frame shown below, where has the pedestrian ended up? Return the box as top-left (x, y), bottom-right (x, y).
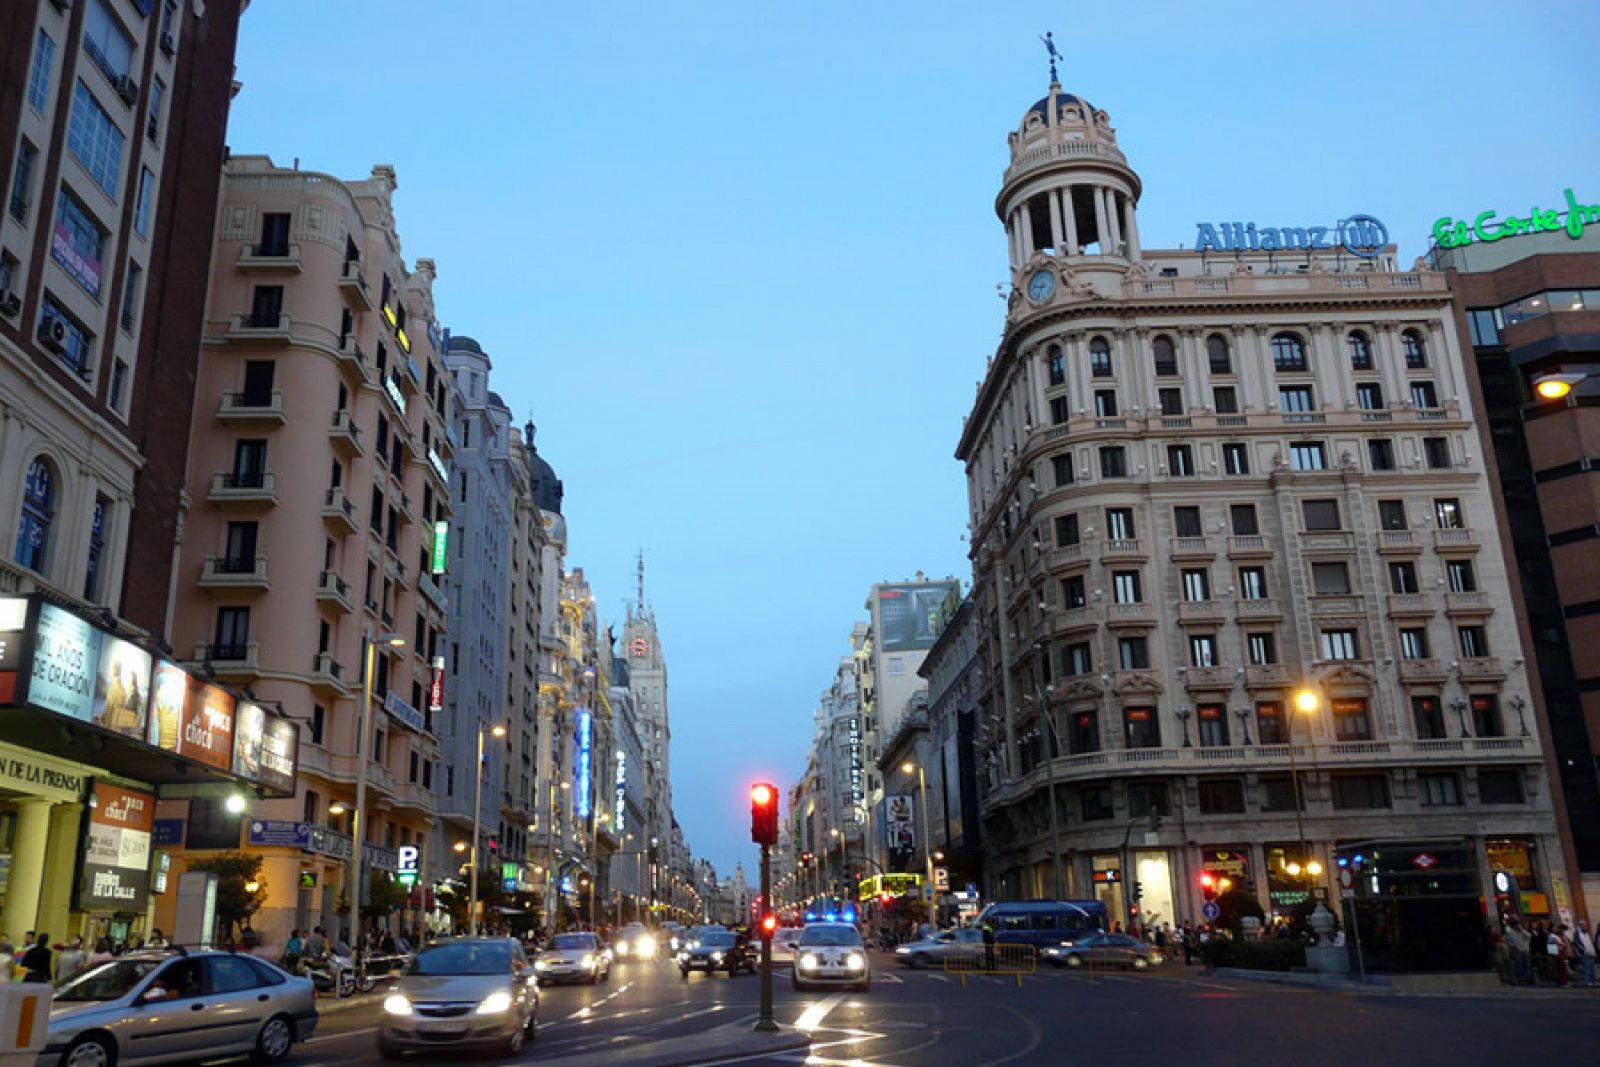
top-left (1503, 919), bottom-right (1531, 984)
top-left (1573, 921), bottom-right (1597, 987)
top-left (306, 926), bottom-right (328, 960)
top-left (147, 928), bottom-right (169, 949)
top-left (20, 932), bottom-right (52, 983)
top-left (1180, 921), bottom-right (1197, 965)
top-left (981, 919), bottom-right (996, 972)
top-left (1488, 923), bottom-right (1511, 984)
top-left (56, 936), bottom-right (86, 982)
top-left (1550, 924), bottom-right (1571, 986)
top-left (283, 929), bottom-right (304, 971)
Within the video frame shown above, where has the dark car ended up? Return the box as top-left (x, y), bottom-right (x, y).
top-left (676, 930), bottom-right (754, 976)
top-left (1040, 931), bottom-right (1162, 969)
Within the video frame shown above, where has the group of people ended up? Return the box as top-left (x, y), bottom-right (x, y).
top-left (1494, 917), bottom-right (1598, 987)
top-left (0, 929), bottom-right (169, 983)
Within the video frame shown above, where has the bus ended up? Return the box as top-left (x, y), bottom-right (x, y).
top-left (974, 900), bottom-right (1109, 949)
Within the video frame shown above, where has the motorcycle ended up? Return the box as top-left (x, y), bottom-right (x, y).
top-left (297, 952), bottom-right (356, 998)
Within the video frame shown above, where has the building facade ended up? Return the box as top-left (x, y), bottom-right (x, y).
top-left (918, 590), bottom-right (985, 914)
top-left (957, 77), bottom-right (1566, 969)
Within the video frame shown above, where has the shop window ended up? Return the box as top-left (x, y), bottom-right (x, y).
top-left (1331, 774), bottom-right (1390, 810)
top-left (1199, 779), bottom-right (1246, 814)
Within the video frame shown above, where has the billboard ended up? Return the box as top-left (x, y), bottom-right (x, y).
top-left (876, 582), bottom-right (959, 651)
top-left (92, 635), bottom-right (153, 740)
top-left (29, 602), bottom-right (100, 720)
top-left (234, 703), bottom-right (297, 794)
top-left (886, 793), bottom-right (916, 869)
top-left (77, 781), bottom-right (155, 910)
top-left (148, 664), bottom-right (235, 770)
top-left (0, 597), bottom-right (25, 705)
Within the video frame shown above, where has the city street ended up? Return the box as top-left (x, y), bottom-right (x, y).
top-left (288, 951), bottom-right (1600, 1067)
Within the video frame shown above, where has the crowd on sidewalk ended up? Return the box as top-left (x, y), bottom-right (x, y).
top-left (1493, 917), bottom-right (1598, 987)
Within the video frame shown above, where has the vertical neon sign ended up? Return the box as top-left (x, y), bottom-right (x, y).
top-left (575, 708), bottom-right (592, 819)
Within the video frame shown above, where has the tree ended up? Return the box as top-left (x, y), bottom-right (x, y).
top-left (186, 853), bottom-right (267, 944)
top-left (1216, 885), bottom-right (1265, 932)
top-left (363, 871), bottom-right (406, 923)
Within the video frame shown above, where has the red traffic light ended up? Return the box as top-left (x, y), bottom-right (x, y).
top-left (879, 892), bottom-right (893, 905)
top-left (751, 784), bottom-right (774, 806)
top-left (760, 913), bottom-right (778, 937)
top-left (1199, 872), bottom-right (1217, 900)
top-left (750, 781), bottom-right (778, 846)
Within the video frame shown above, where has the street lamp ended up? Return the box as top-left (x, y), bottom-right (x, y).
top-left (347, 630), bottom-right (405, 957)
top-left (469, 722), bottom-right (508, 935)
top-left (1288, 688), bottom-right (1323, 892)
top-left (900, 761), bottom-right (936, 920)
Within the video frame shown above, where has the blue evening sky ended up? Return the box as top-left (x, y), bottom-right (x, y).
top-left (227, 1), bottom-right (1600, 875)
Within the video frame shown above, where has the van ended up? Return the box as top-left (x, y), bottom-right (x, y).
top-left (975, 900), bottom-right (1108, 950)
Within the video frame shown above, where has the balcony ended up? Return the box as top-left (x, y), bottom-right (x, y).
top-left (223, 312), bottom-right (292, 344)
top-left (1386, 593), bottom-right (1434, 618)
top-left (310, 651), bottom-right (350, 696)
top-left (1245, 664), bottom-right (1293, 687)
top-left (1457, 656), bottom-right (1506, 681)
top-left (1102, 538), bottom-right (1145, 562)
top-left (1048, 545), bottom-right (1086, 570)
top-left (1226, 535), bottom-right (1272, 559)
top-left (192, 641), bottom-right (262, 681)
top-left (395, 489), bottom-right (416, 527)
top-left (236, 243), bottom-right (302, 272)
top-left (334, 335), bottom-right (367, 378)
top-left (1236, 598), bottom-right (1283, 620)
top-left (1177, 599), bottom-right (1225, 624)
top-left (1398, 658), bottom-right (1448, 683)
top-left (1434, 528), bottom-right (1480, 552)
top-left (1182, 665), bottom-right (1233, 690)
top-left (1376, 530), bottom-right (1421, 555)
top-left (1309, 594), bottom-right (1364, 617)
top-left (328, 410), bottom-right (364, 456)
top-left (317, 569), bottom-right (354, 613)
top-left (1300, 531), bottom-right (1356, 554)
top-left (198, 555), bottom-right (269, 591)
top-left (1446, 591), bottom-right (1492, 616)
top-left (217, 390), bottom-right (286, 424)
top-left (1170, 536), bottom-right (1215, 561)
top-left (322, 487), bottom-right (359, 534)
top-left (208, 471), bottom-right (277, 507)
top-left (1106, 602), bottom-right (1155, 627)
top-left (338, 260), bottom-right (376, 311)
top-left (1047, 606), bottom-right (1095, 635)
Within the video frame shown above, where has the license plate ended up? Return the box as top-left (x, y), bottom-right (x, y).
top-left (417, 1020), bottom-right (464, 1034)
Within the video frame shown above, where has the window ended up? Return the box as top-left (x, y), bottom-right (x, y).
top-left (1279, 385), bottom-right (1316, 413)
top-left (1047, 345), bottom-right (1065, 386)
top-left (214, 606), bottom-right (250, 656)
top-left (1159, 388), bottom-right (1184, 416)
top-left (1388, 561), bottom-right (1419, 594)
top-left (1223, 442), bottom-right (1250, 475)
top-left (1356, 381), bottom-right (1384, 410)
top-left (53, 191), bottom-right (106, 299)
top-left (1207, 333), bottom-right (1231, 374)
top-left (1128, 780), bottom-right (1168, 817)
top-left (1069, 711), bottom-right (1099, 754)
top-left (1368, 439), bottom-right (1395, 471)
top-left (1089, 337), bottom-right (1111, 377)
top-left (259, 212), bottom-right (290, 256)
top-left (1378, 500), bottom-right (1408, 530)
top-left (1100, 447), bottom-right (1126, 478)
top-left (1467, 308), bottom-right (1501, 346)
top-left (27, 30), bottom-right (55, 113)
top-left (1302, 499), bottom-right (1341, 530)
top-left (119, 260), bottom-right (142, 332)
top-left (1423, 437), bottom-right (1452, 469)
top-left (1434, 498), bottom-right (1464, 529)
top-left (1477, 769), bottom-right (1523, 804)
top-left (1167, 445), bottom-right (1194, 476)
top-left (310, 704), bottom-right (326, 746)
top-left (66, 81), bottom-right (126, 198)
top-left (1312, 562), bottom-right (1350, 595)
top-left (1238, 567), bottom-right (1267, 599)
top-left (1402, 329), bottom-right (1428, 369)
top-left (1447, 559), bottom-right (1477, 593)
top-left (1213, 386), bottom-right (1239, 413)
top-left (1061, 575), bottom-right (1086, 609)
top-left (1470, 695), bottom-right (1502, 737)
top-left (1348, 331), bottom-right (1374, 370)
top-left (1094, 389), bottom-right (1117, 417)
top-left (1412, 697), bottom-right (1445, 739)
top-left (1080, 785), bottom-right (1113, 821)
top-left (83, 495), bottom-right (109, 600)
top-left (1152, 335), bottom-right (1178, 376)
top-left (1290, 441), bottom-right (1326, 470)
top-left (1271, 332), bottom-right (1308, 372)
top-left (1197, 703), bottom-right (1228, 746)
top-left (13, 458), bottom-right (56, 572)
top-left (1112, 570), bottom-right (1142, 604)
top-left (1261, 776), bottom-right (1302, 812)
top-left (1256, 702), bottom-right (1286, 745)
top-left (1320, 629), bottom-right (1358, 660)
top-left (250, 285), bottom-right (283, 327)
top-left (1419, 773), bottom-right (1462, 807)
top-left (1189, 634), bottom-right (1218, 667)
top-left (1125, 706), bottom-right (1160, 749)
top-left (207, 955), bottom-right (265, 995)
top-left (1331, 774), bottom-right (1390, 810)
top-left (1051, 453), bottom-right (1074, 488)
top-left (1181, 568), bottom-right (1210, 601)
top-left (1198, 778), bottom-right (1245, 813)
top-left (1247, 631), bottom-right (1277, 665)
top-left (39, 296), bottom-right (93, 376)
top-left (1055, 514), bottom-right (1079, 547)
top-left (1410, 380), bottom-right (1438, 409)
top-left (1458, 626), bottom-right (1490, 658)
top-left (1230, 504), bottom-right (1259, 536)
top-left (1049, 395), bottom-right (1069, 424)
top-left (84, 0), bottom-right (135, 82)
top-left (146, 79), bottom-right (164, 141)
top-left (1331, 698), bottom-right (1372, 741)
top-left (224, 521), bottom-right (258, 570)
top-left (1063, 641), bottom-right (1092, 675)
top-left (1173, 506), bottom-right (1202, 538)
top-left (1106, 508), bottom-right (1135, 540)
top-left (1118, 636), bottom-right (1149, 670)
top-left (10, 141), bottom-right (37, 222)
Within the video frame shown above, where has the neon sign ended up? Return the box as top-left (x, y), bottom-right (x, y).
top-left (1433, 189), bottom-right (1599, 249)
top-left (575, 708), bottom-right (592, 819)
top-left (614, 751), bottom-right (627, 835)
top-left (1194, 215), bottom-right (1388, 258)
top-left (430, 520), bottom-right (449, 574)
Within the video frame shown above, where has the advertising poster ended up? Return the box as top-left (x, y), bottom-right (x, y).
top-left (148, 662), bottom-right (189, 752)
top-left (92, 635), bottom-right (152, 739)
top-left (28, 602), bottom-right (101, 720)
top-left (876, 582), bottom-right (959, 651)
top-left (258, 713), bottom-right (298, 794)
top-left (78, 781), bottom-right (155, 910)
top-left (184, 682), bottom-right (236, 770)
top-left (233, 701), bottom-right (266, 780)
top-left (0, 597), bottom-right (26, 705)
top-left (886, 793), bottom-right (916, 869)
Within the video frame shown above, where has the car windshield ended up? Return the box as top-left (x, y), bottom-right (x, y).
top-left (697, 933), bottom-right (737, 948)
top-left (801, 927), bottom-right (862, 947)
top-left (621, 926), bottom-right (646, 937)
top-left (54, 958), bottom-right (165, 1002)
top-left (408, 942), bottom-right (510, 976)
top-left (549, 934), bottom-right (595, 951)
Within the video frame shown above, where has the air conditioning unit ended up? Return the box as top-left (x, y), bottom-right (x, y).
top-left (113, 74), bottom-right (139, 105)
top-left (159, 32), bottom-right (176, 56)
top-left (0, 289), bottom-right (20, 318)
top-left (37, 314), bottom-right (68, 354)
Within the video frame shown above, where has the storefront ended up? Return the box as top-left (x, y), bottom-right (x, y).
top-left (1335, 839), bottom-right (1491, 972)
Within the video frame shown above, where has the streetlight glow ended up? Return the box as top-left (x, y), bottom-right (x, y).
top-left (1294, 688), bottom-right (1320, 715)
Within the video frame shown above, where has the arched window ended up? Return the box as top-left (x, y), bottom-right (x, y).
top-left (1402, 329), bottom-right (1428, 369)
top-left (1046, 344), bottom-right (1066, 387)
top-left (1089, 336), bottom-right (1112, 378)
top-left (1348, 331), bottom-right (1373, 371)
top-left (1271, 332), bottom-right (1308, 372)
top-left (13, 458), bottom-right (55, 572)
top-left (1207, 334), bottom-right (1231, 375)
top-left (1152, 335), bottom-right (1178, 376)
top-left (84, 495), bottom-right (109, 601)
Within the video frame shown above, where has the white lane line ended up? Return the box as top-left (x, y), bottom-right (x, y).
top-left (307, 1026), bottom-right (374, 1044)
top-left (793, 992), bottom-right (847, 1032)
top-left (926, 973), bottom-right (949, 983)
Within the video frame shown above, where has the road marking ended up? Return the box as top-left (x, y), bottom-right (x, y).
top-left (876, 972), bottom-right (904, 984)
top-left (794, 992), bottom-right (847, 1032)
top-left (307, 1026), bottom-right (374, 1044)
top-left (925, 974), bottom-right (949, 983)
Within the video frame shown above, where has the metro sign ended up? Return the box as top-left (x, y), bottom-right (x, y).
top-left (1411, 853), bottom-right (1438, 870)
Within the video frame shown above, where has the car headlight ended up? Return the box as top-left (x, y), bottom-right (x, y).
top-left (799, 954), bottom-right (819, 971)
top-left (616, 942), bottom-right (630, 955)
top-left (534, 960), bottom-right (550, 970)
top-left (1042, 947), bottom-right (1061, 956)
top-left (677, 951), bottom-right (689, 962)
top-left (846, 953), bottom-right (866, 970)
top-left (894, 946), bottom-right (910, 955)
top-left (476, 991), bottom-right (513, 1015)
top-left (711, 951), bottom-right (724, 962)
top-left (383, 994), bottom-right (412, 1016)
top-left (580, 953), bottom-right (595, 968)
top-left (638, 937), bottom-right (655, 957)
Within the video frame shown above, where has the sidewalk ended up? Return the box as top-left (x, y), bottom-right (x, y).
top-left (1211, 966), bottom-right (1600, 996)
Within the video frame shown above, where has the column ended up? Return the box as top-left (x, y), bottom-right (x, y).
top-left (1374, 324), bottom-right (1404, 412)
top-left (38, 802), bottom-right (84, 939)
top-left (1092, 187), bottom-right (1110, 254)
top-left (1124, 198), bottom-right (1142, 259)
top-left (1047, 191), bottom-right (1064, 254)
top-left (1062, 188), bottom-right (1080, 255)
top-left (1009, 214), bottom-right (1023, 269)
top-left (1105, 191), bottom-right (1124, 256)
top-left (1019, 204), bottom-right (1035, 259)
top-left (6, 798), bottom-right (56, 936)
top-left (1427, 322), bottom-right (1456, 412)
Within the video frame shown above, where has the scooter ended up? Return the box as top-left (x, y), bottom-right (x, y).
top-left (298, 952), bottom-right (356, 998)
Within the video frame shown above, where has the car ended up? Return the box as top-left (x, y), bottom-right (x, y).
top-left (677, 930), bottom-right (755, 976)
top-left (792, 922), bottom-right (870, 992)
top-left (533, 932), bottom-right (611, 984)
top-left (893, 927), bottom-right (987, 968)
top-left (1040, 931), bottom-right (1162, 970)
top-left (40, 949), bottom-right (317, 1067)
top-left (612, 923), bottom-right (658, 960)
top-left (771, 927), bottom-right (804, 966)
top-left (662, 922), bottom-right (686, 953)
top-left (378, 937), bottom-right (538, 1058)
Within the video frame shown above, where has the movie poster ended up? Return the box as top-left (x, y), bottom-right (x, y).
top-left (92, 636), bottom-right (153, 739)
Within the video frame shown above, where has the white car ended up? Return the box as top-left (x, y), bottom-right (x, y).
top-left (792, 922), bottom-right (870, 992)
top-left (612, 923), bottom-right (658, 959)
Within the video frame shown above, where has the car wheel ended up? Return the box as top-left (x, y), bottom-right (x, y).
top-left (252, 1015), bottom-right (295, 1064)
top-left (1133, 957), bottom-right (1150, 971)
top-left (338, 972), bottom-right (356, 998)
top-left (63, 1035), bottom-right (116, 1067)
top-left (910, 953), bottom-right (928, 969)
top-left (1064, 954), bottom-right (1084, 968)
top-left (377, 1039), bottom-right (403, 1061)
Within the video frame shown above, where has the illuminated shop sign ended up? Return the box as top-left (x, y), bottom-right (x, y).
top-left (431, 520), bottom-right (449, 574)
top-left (1194, 215), bottom-right (1389, 258)
top-left (575, 708), bottom-right (592, 819)
top-left (614, 751), bottom-right (627, 835)
top-left (77, 781), bottom-right (155, 909)
top-left (429, 656), bottom-right (445, 712)
top-left (1432, 188), bottom-right (1599, 249)
top-left (385, 375), bottom-right (406, 412)
top-left (428, 448), bottom-right (448, 484)
top-left (233, 702), bottom-right (297, 794)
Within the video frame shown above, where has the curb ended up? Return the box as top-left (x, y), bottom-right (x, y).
top-left (1209, 966), bottom-right (1393, 992)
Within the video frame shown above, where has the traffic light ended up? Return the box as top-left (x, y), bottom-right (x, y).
top-left (1132, 880), bottom-right (1143, 901)
top-left (750, 782), bottom-right (778, 845)
top-left (487, 836), bottom-right (499, 855)
top-left (1199, 872), bottom-right (1217, 900)
top-left (760, 913), bottom-right (778, 938)
top-left (800, 850), bottom-right (814, 868)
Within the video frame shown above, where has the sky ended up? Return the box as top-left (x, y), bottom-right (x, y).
top-left (226, 1), bottom-right (1600, 875)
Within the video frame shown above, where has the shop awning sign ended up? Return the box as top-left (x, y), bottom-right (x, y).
top-left (77, 781), bottom-right (155, 910)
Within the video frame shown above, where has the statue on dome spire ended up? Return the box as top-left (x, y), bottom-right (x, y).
top-left (1039, 31), bottom-right (1062, 85)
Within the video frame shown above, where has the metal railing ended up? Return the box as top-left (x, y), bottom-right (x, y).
top-left (942, 942), bottom-right (1037, 987)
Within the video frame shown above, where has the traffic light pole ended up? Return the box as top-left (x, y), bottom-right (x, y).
top-left (755, 842), bottom-right (777, 1032)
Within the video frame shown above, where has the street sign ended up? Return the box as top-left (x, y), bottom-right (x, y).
top-left (1411, 853), bottom-right (1438, 870)
top-left (933, 866), bottom-right (949, 891)
top-left (1201, 901), bottom-right (1220, 921)
top-left (1338, 868), bottom-right (1354, 890)
top-left (966, 882), bottom-right (979, 896)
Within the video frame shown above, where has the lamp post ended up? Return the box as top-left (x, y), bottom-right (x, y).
top-left (469, 722), bottom-right (508, 936)
top-left (900, 761), bottom-right (936, 921)
top-left (1287, 688), bottom-right (1326, 890)
top-left (347, 631), bottom-right (405, 961)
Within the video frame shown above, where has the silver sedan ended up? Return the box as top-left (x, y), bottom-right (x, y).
top-left (892, 928), bottom-right (987, 968)
top-left (378, 938), bottom-right (538, 1058)
top-left (38, 950), bottom-right (317, 1067)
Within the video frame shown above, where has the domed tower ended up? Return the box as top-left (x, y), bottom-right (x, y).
top-left (996, 77), bottom-right (1143, 283)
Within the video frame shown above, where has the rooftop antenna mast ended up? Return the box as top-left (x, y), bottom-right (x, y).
top-left (1040, 31), bottom-right (1062, 84)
